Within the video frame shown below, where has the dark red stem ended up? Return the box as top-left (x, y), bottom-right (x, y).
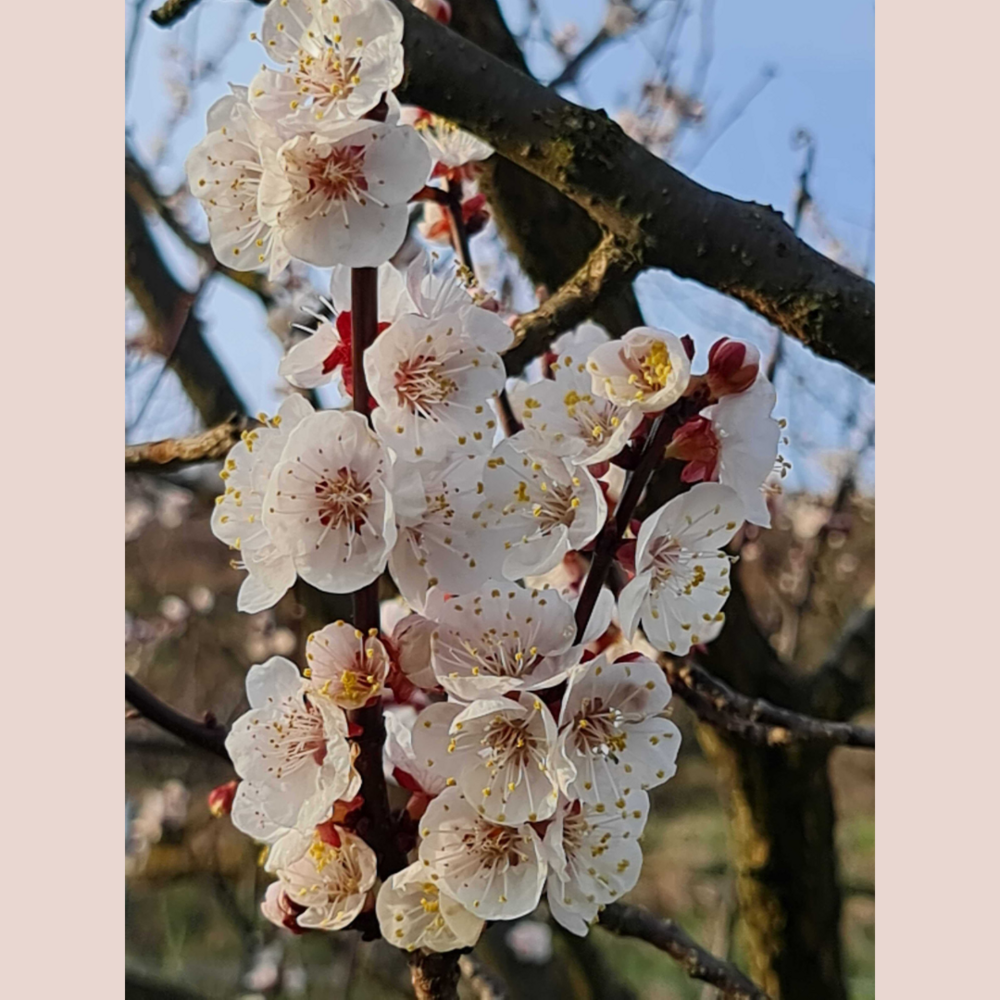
top-left (348, 266), bottom-right (408, 879)
top-left (573, 413), bottom-right (679, 640)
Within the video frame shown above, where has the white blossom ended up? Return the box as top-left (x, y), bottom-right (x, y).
top-left (429, 581), bottom-right (580, 701)
top-left (702, 375), bottom-right (783, 528)
top-left (557, 653), bottom-right (680, 807)
top-left (226, 657), bottom-right (361, 840)
top-left (474, 437), bottom-right (607, 579)
top-left (417, 787), bottom-right (547, 920)
top-left (384, 705), bottom-right (448, 796)
top-left (388, 609), bottom-right (438, 690)
top-left (212, 396), bottom-right (314, 613)
top-left (250, 0), bottom-right (404, 133)
top-left (377, 860), bottom-right (485, 952)
top-left (412, 692), bottom-right (569, 825)
top-left (365, 311), bottom-right (506, 462)
top-left (389, 453), bottom-right (494, 609)
top-left (279, 262), bottom-right (413, 391)
top-left (257, 118), bottom-right (430, 268)
top-left (405, 251), bottom-right (512, 350)
top-left (587, 326), bottom-right (691, 412)
top-left (263, 410), bottom-right (397, 592)
top-left (185, 86), bottom-right (290, 278)
top-left (402, 108), bottom-right (494, 169)
top-left (543, 789), bottom-right (649, 935)
top-left (618, 483), bottom-right (744, 655)
top-left (271, 825), bottom-right (377, 930)
top-left (511, 327), bottom-right (642, 466)
top-left (305, 619), bottom-right (390, 710)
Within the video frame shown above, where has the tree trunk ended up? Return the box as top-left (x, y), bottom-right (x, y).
top-left (699, 583), bottom-right (847, 1000)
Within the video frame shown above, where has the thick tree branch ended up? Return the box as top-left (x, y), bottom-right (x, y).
top-left (125, 673), bottom-right (231, 761)
top-left (126, 418), bottom-right (243, 474)
top-left (507, 232), bottom-right (641, 371)
top-left (392, 2), bottom-right (874, 380)
top-left (599, 903), bottom-right (770, 1000)
top-left (664, 659), bottom-right (874, 749)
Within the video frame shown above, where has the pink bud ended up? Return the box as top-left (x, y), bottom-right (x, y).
top-left (706, 337), bottom-right (760, 397)
top-left (207, 780), bottom-right (237, 818)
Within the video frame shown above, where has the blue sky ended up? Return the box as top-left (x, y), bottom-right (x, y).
top-left (125, 0), bottom-right (874, 493)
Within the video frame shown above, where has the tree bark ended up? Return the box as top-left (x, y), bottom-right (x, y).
top-left (698, 582), bottom-right (848, 1000)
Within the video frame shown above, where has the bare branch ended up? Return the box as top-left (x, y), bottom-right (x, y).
top-left (506, 233), bottom-right (641, 371)
top-left (126, 418), bottom-right (244, 474)
top-left (665, 658), bottom-right (875, 749)
top-left (125, 673), bottom-right (231, 762)
top-left (391, 2), bottom-right (874, 380)
top-left (599, 903), bottom-right (770, 999)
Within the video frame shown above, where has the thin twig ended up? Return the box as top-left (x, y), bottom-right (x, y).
top-left (126, 418), bottom-right (244, 474)
top-left (574, 413), bottom-right (680, 639)
top-left (599, 903), bottom-right (770, 1000)
top-left (125, 673), bottom-right (231, 761)
top-left (665, 658), bottom-right (875, 749)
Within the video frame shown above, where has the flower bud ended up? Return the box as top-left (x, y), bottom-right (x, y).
top-left (207, 779), bottom-right (237, 818)
top-left (706, 337), bottom-right (760, 397)
top-left (667, 416), bottom-right (719, 483)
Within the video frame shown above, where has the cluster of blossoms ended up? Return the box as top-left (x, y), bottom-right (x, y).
top-left (190, 0), bottom-right (787, 961)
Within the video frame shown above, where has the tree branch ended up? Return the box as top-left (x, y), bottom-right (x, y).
top-left (392, 2), bottom-right (874, 380)
top-left (506, 232), bottom-right (641, 371)
top-left (125, 673), bottom-right (231, 762)
top-left (409, 950), bottom-right (462, 1000)
top-left (126, 418), bottom-right (244, 474)
top-left (126, 186), bottom-right (247, 425)
top-left (574, 413), bottom-right (680, 639)
top-left (664, 658), bottom-right (875, 749)
top-left (599, 903), bottom-right (770, 1000)
top-left (806, 604), bottom-right (876, 722)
